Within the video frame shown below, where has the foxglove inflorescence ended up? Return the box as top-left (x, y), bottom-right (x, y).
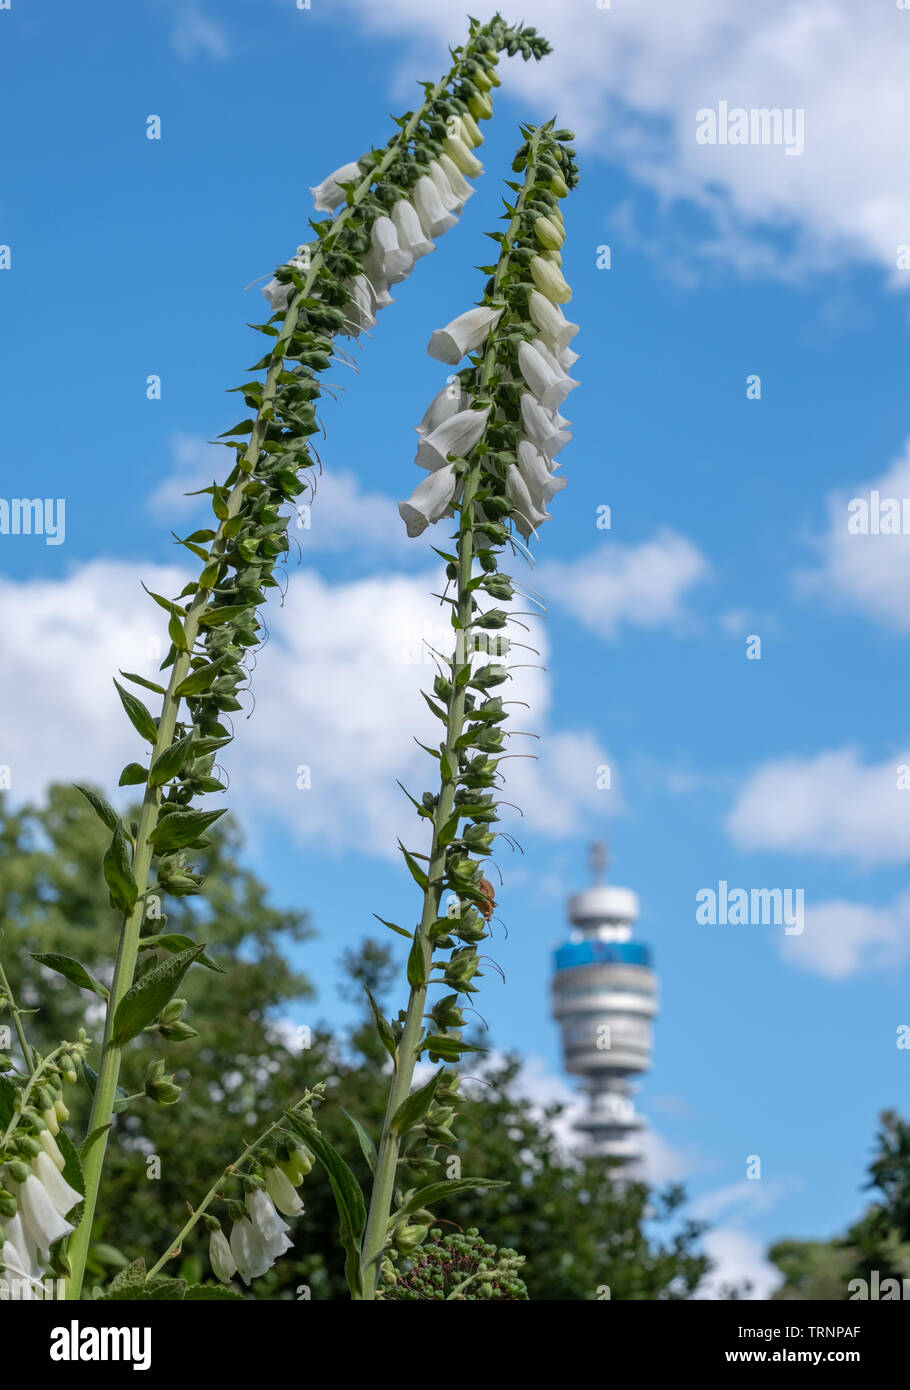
top-left (357, 122), bottom-right (579, 1298)
top-left (0, 1034), bottom-right (88, 1299)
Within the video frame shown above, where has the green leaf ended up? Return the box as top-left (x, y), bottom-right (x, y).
top-left (103, 823), bottom-right (139, 915)
top-left (55, 1127), bottom-right (85, 1225)
top-left (398, 841), bottom-right (428, 890)
top-left (168, 611), bottom-right (188, 652)
top-left (79, 1124), bottom-right (112, 1164)
top-left (372, 914), bottom-right (411, 941)
top-left (174, 657), bottom-right (227, 698)
top-left (118, 763), bottom-right (148, 787)
top-left (406, 935), bottom-right (426, 989)
top-left (285, 1114), bottom-right (365, 1296)
top-left (141, 933), bottom-right (226, 974)
top-left (389, 1070), bottom-right (442, 1136)
top-left (341, 1108), bottom-right (377, 1175)
top-left (0, 1078), bottom-right (17, 1131)
top-left (197, 604), bottom-right (249, 629)
top-left (73, 784), bottom-right (120, 833)
top-left (148, 733), bottom-right (195, 790)
top-left (148, 807), bottom-right (226, 852)
top-left (30, 953), bottom-right (109, 1000)
top-left (111, 944), bottom-right (206, 1045)
top-left (397, 1176), bottom-right (509, 1221)
top-left (119, 670), bottom-right (167, 696)
top-left (113, 678), bottom-right (158, 745)
top-left (182, 1284), bottom-right (244, 1300)
top-left (365, 988), bottom-right (396, 1061)
top-left (82, 1063), bottom-right (130, 1114)
top-left (141, 584), bottom-right (183, 617)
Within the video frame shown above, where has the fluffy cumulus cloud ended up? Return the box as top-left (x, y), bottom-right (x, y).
top-left (335, 0), bottom-right (910, 281)
top-left (726, 746), bottom-right (910, 866)
top-left (782, 891), bottom-right (910, 981)
top-left (798, 437), bottom-right (910, 632)
top-left (0, 560), bottom-right (611, 858)
top-left (539, 530), bottom-right (708, 640)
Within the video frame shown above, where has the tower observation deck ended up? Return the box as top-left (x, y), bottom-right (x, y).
top-left (550, 843), bottom-right (658, 1173)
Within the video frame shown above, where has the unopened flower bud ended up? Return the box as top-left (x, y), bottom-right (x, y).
top-left (158, 1021), bottom-right (199, 1042)
top-left (7, 1160), bottom-right (30, 1185)
top-left (54, 1098), bottom-right (69, 1126)
top-left (394, 1222), bottom-right (430, 1254)
top-left (208, 1225), bottom-right (237, 1284)
top-left (0, 1189), bottom-right (17, 1219)
top-left (159, 998), bottom-right (187, 1025)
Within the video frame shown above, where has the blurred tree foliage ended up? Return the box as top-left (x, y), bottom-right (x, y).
top-left (770, 1111), bottom-right (910, 1300)
top-left (1, 785), bottom-right (714, 1300)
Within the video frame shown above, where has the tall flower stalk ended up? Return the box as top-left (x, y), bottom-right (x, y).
top-left (356, 122), bottom-right (579, 1300)
top-left (62, 15), bottom-right (552, 1301)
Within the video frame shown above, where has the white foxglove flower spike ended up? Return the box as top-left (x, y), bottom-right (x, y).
top-left (412, 176), bottom-right (459, 238)
top-left (416, 405), bottom-right (492, 472)
top-left (427, 306), bottom-right (503, 364)
top-left (369, 216), bottom-right (414, 284)
top-left (391, 200), bottom-right (435, 259)
top-left (520, 394), bottom-right (572, 457)
top-left (518, 339), bottom-right (579, 411)
top-left (416, 384), bottom-right (471, 437)
top-left (309, 160), bottom-right (363, 213)
top-left (398, 464), bottom-right (459, 537)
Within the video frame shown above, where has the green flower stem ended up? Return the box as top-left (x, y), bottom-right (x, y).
top-left (358, 131), bottom-right (544, 1300)
top-left (0, 958), bottom-right (35, 1075)
top-left (66, 33), bottom-right (514, 1304)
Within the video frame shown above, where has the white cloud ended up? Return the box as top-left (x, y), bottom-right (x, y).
top-left (782, 891), bottom-right (910, 980)
top-left (147, 434), bottom-right (227, 520)
top-left (538, 530), bottom-right (708, 640)
top-left (335, 0), bottom-right (910, 281)
top-left (697, 1227), bottom-right (781, 1300)
top-left (726, 746), bottom-right (910, 866)
top-left (170, 6), bottom-right (229, 61)
top-left (799, 437), bottom-right (910, 632)
top-left (0, 560), bottom-right (611, 859)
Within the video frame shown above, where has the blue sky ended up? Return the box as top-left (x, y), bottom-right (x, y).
top-left (3, 0), bottom-right (910, 1294)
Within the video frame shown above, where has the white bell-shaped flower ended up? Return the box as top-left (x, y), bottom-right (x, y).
top-left (399, 464), bottom-right (459, 537)
top-left (427, 306), bottom-right (503, 364)
top-left (520, 394), bottom-right (572, 457)
top-left (416, 384), bottom-right (470, 437)
top-left (443, 135), bottom-right (483, 178)
top-left (262, 254), bottom-right (310, 313)
top-left (39, 1129), bottom-right (66, 1173)
top-left (229, 1217), bottom-right (271, 1285)
top-left (15, 1174), bottom-right (75, 1262)
top-left (437, 153), bottom-right (475, 206)
top-left (528, 291), bottom-right (579, 352)
top-left (412, 177), bottom-right (459, 238)
top-left (391, 200), bottom-right (435, 259)
top-left (209, 1227), bottom-right (237, 1284)
top-left (309, 161), bottom-right (362, 213)
top-left (428, 161), bottom-right (463, 214)
top-left (517, 439), bottom-right (568, 509)
top-left (32, 1153), bottom-right (81, 1219)
top-left (339, 274), bottom-right (377, 337)
top-left (530, 255), bottom-right (572, 304)
top-left (416, 405), bottom-right (492, 471)
top-left (246, 1187), bottom-right (292, 1264)
top-left (369, 216), bottom-right (413, 284)
top-left (2, 1212), bottom-right (42, 1284)
top-left (518, 340), bottom-right (579, 412)
top-left (505, 465), bottom-right (550, 541)
top-left (265, 1165), bottom-right (304, 1217)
